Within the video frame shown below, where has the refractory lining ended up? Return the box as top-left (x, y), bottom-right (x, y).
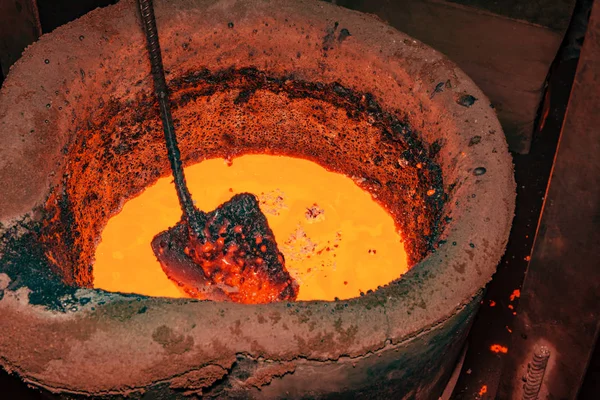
top-left (34, 67), bottom-right (446, 290)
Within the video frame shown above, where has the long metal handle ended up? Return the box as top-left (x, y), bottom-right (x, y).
top-left (137, 0), bottom-right (202, 232)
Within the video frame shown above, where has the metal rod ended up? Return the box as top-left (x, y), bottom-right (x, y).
top-left (136, 0), bottom-right (202, 232)
top-left (522, 346), bottom-right (550, 399)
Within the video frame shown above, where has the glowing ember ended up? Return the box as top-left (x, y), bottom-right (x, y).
top-left (93, 155), bottom-right (409, 301)
top-left (479, 385), bottom-right (488, 396)
top-left (490, 344), bottom-right (508, 354)
top-left (509, 289), bottom-right (521, 301)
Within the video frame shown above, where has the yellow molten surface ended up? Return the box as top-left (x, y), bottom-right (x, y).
top-left (93, 155), bottom-right (408, 301)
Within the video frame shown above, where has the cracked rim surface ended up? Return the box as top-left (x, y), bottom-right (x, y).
top-left (0, 0), bottom-right (515, 397)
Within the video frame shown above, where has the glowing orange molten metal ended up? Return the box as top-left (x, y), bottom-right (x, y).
top-left (93, 155), bottom-right (409, 302)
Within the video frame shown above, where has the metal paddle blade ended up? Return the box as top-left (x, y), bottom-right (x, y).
top-left (151, 193), bottom-right (299, 303)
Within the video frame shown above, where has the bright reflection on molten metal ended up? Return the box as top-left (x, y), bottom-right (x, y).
top-left (93, 155), bottom-right (408, 301)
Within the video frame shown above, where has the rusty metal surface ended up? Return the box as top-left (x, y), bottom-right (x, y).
top-left (498, 0), bottom-right (600, 397)
top-left (445, 0), bottom-right (575, 33)
top-left (0, 0), bottom-right (41, 80)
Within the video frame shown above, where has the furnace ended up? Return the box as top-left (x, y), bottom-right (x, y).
top-left (0, 0), bottom-right (515, 398)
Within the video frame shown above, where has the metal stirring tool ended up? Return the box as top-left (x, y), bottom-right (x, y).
top-left (135, 0), bottom-right (298, 303)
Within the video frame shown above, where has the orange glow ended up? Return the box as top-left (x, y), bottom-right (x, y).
top-left (93, 155), bottom-right (409, 301)
top-left (490, 344), bottom-right (508, 354)
top-left (479, 385), bottom-right (488, 396)
top-left (151, 199), bottom-right (298, 304)
top-left (489, 300), bottom-right (496, 307)
top-left (509, 289), bottom-right (521, 301)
